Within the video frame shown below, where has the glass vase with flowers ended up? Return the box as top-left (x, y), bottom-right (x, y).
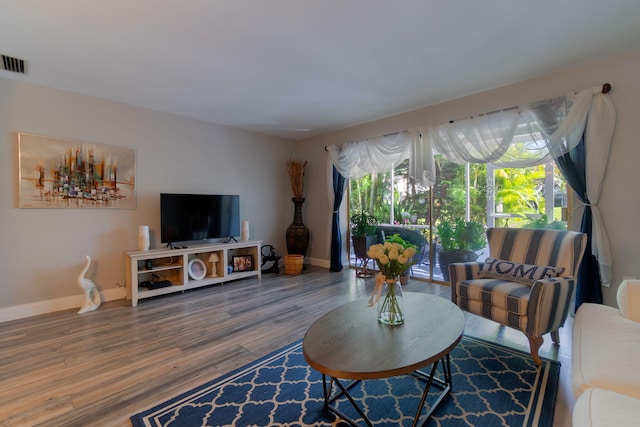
top-left (367, 240), bottom-right (416, 325)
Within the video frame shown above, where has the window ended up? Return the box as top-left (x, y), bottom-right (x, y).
top-left (349, 156), bottom-right (567, 281)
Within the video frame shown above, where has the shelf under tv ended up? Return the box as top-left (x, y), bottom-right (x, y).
top-left (125, 240), bottom-right (262, 306)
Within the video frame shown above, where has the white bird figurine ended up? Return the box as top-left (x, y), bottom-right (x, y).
top-left (78, 255), bottom-right (101, 314)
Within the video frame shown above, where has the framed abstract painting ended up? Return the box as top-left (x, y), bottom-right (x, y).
top-left (18, 133), bottom-right (136, 209)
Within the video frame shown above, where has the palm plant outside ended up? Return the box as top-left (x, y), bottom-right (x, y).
top-left (349, 158), bottom-right (566, 231)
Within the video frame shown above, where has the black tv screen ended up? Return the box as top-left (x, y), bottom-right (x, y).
top-left (160, 193), bottom-right (240, 244)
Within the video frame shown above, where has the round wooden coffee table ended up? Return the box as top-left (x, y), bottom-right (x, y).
top-left (303, 292), bottom-right (464, 426)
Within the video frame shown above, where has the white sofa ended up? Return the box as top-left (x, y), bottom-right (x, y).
top-left (571, 279), bottom-right (640, 426)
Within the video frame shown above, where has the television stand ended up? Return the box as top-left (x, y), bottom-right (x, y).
top-left (125, 240), bottom-right (262, 306)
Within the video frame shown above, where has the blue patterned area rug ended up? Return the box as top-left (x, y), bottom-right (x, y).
top-left (131, 335), bottom-right (559, 426)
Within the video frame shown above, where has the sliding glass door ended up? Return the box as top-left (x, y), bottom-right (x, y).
top-left (348, 157), bottom-right (568, 282)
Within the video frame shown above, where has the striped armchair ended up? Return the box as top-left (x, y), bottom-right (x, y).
top-left (449, 227), bottom-right (587, 365)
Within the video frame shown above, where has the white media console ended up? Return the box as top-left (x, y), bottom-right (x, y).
top-left (125, 240), bottom-right (262, 306)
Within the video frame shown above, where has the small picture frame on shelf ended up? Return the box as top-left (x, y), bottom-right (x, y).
top-left (232, 255), bottom-right (253, 272)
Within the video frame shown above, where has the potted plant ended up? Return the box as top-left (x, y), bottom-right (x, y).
top-left (384, 233), bottom-right (417, 284)
top-left (351, 210), bottom-right (378, 259)
top-left (436, 218), bottom-right (487, 282)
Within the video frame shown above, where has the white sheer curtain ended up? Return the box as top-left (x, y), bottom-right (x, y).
top-left (427, 109), bottom-right (519, 164)
top-left (328, 85), bottom-right (616, 285)
top-left (582, 90), bottom-right (616, 287)
top-left (327, 130), bottom-right (410, 176)
top-left (329, 86), bottom-right (611, 174)
top-left (427, 87), bottom-right (600, 168)
top-left (525, 86), bottom-right (616, 287)
top-left (408, 130), bottom-right (435, 189)
top-left (327, 130), bottom-right (435, 188)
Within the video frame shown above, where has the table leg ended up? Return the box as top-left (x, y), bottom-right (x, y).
top-left (321, 355), bottom-right (453, 427)
top-left (411, 355), bottom-right (453, 426)
top-left (322, 374), bottom-right (372, 427)
top-left (444, 354), bottom-right (452, 386)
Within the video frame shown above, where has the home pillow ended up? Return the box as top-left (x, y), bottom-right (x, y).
top-left (477, 257), bottom-right (565, 285)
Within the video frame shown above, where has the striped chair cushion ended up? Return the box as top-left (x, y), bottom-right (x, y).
top-left (457, 278), bottom-right (531, 315)
top-left (457, 297), bottom-right (528, 331)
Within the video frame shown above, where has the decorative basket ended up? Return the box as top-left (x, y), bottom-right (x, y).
top-left (284, 254), bottom-right (304, 275)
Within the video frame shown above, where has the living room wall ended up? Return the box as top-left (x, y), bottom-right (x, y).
top-left (299, 48), bottom-right (640, 308)
top-left (0, 77), bottom-right (295, 320)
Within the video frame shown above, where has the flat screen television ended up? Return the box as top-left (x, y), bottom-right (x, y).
top-left (160, 193), bottom-right (240, 245)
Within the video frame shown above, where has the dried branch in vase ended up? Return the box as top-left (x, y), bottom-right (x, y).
top-left (286, 159), bottom-right (307, 199)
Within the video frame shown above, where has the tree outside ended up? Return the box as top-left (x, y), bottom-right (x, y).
top-left (347, 155), bottom-right (568, 281)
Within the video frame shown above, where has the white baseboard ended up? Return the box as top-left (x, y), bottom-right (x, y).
top-left (1, 258), bottom-right (335, 323)
top-left (0, 287), bottom-right (126, 323)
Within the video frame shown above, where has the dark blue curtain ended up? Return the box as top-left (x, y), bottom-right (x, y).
top-left (555, 136), bottom-right (603, 310)
top-left (330, 166), bottom-right (347, 272)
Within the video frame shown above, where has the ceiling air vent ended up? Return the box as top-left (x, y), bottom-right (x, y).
top-left (1, 54), bottom-right (27, 74)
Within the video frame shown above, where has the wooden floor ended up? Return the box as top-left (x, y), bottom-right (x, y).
top-left (0, 266), bottom-right (574, 427)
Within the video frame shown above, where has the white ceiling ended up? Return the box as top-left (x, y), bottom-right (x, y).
top-left (2, 1), bottom-right (640, 140)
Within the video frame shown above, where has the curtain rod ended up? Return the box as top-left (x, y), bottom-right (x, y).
top-left (447, 82), bottom-right (613, 124)
top-left (324, 83), bottom-right (612, 150)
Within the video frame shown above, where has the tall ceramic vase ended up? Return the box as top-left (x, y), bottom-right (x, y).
top-left (241, 220), bottom-right (250, 241)
top-left (138, 226), bottom-right (150, 251)
top-left (286, 198), bottom-right (309, 256)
